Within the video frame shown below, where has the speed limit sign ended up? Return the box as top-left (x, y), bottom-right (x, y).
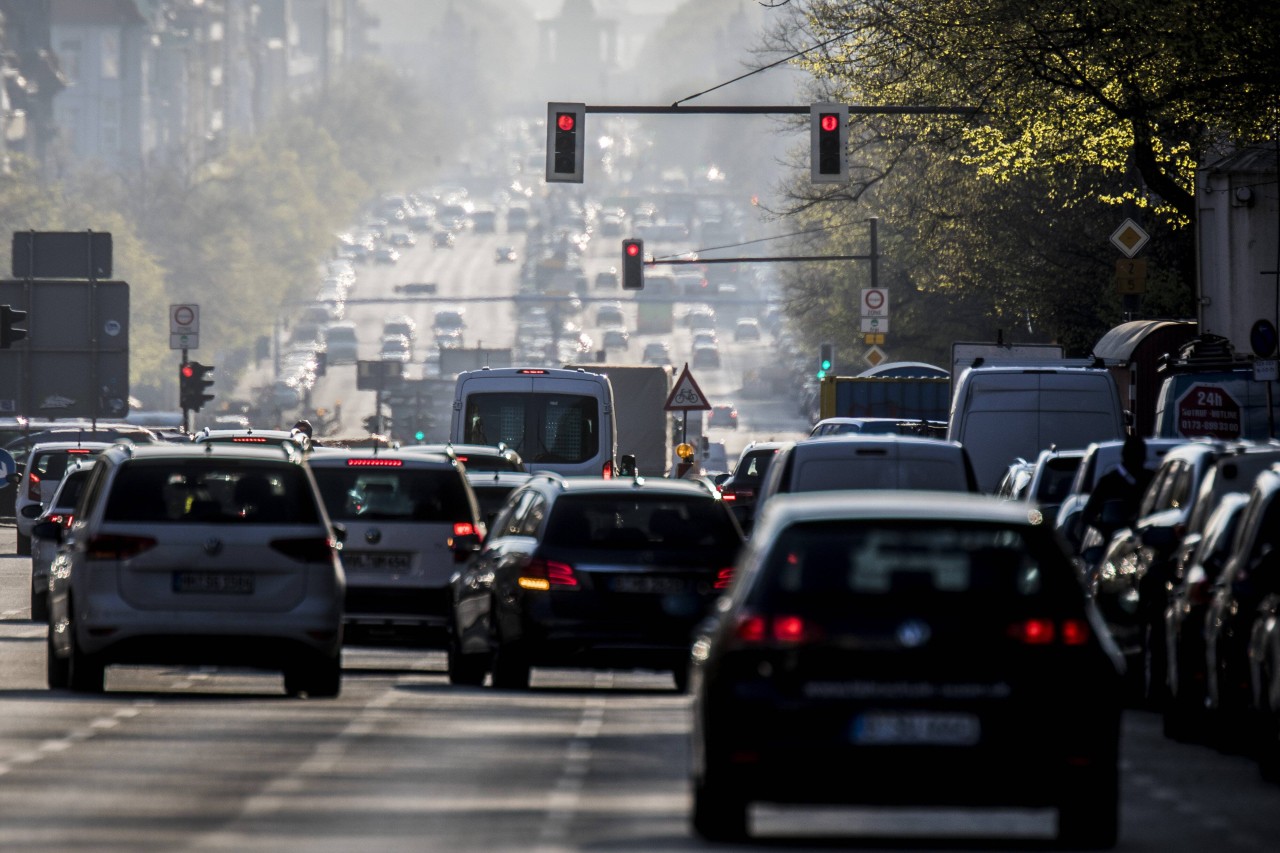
top-left (861, 288), bottom-right (888, 317)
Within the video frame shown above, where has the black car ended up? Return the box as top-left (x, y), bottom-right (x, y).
top-left (447, 474), bottom-right (743, 690)
top-left (691, 491), bottom-right (1124, 847)
top-left (716, 441), bottom-right (785, 534)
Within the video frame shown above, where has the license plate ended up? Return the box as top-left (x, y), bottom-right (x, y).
top-left (611, 575), bottom-right (689, 594)
top-left (342, 551), bottom-right (412, 572)
top-left (852, 711), bottom-right (980, 746)
top-left (173, 572), bottom-right (255, 595)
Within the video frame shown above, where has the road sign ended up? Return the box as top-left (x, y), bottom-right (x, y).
top-left (861, 287), bottom-right (889, 317)
top-left (170, 304), bottom-right (198, 333)
top-left (1176, 383), bottom-right (1241, 439)
top-left (864, 344), bottom-right (887, 367)
top-left (861, 317), bottom-right (889, 333)
top-left (1110, 219), bottom-right (1149, 258)
top-left (664, 364), bottom-right (712, 411)
top-left (1255, 360), bottom-right (1278, 382)
top-left (1114, 258), bottom-right (1147, 294)
top-left (12, 231), bottom-right (112, 278)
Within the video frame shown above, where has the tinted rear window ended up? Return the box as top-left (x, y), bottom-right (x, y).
top-left (544, 494), bottom-right (741, 551)
top-left (754, 520), bottom-right (1079, 609)
top-left (313, 466), bottom-right (472, 522)
top-left (794, 454), bottom-right (969, 491)
top-left (104, 461), bottom-right (320, 525)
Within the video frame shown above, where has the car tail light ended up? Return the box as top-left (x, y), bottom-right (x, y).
top-left (602, 459), bottom-right (613, 479)
top-left (86, 533), bottom-right (158, 561)
top-left (714, 567), bottom-right (734, 590)
top-left (346, 458), bottom-right (403, 467)
top-left (719, 489), bottom-right (736, 502)
top-left (453, 521), bottom-right (476, 538)
top-left (733, 612), bottom-right (818, 645)
top-left (271, 536), bottom-right (337, 563)
top-left (27, 473), bottom-right (41, 502)
top-left (232, 436), bottom-right (269, 443)
top-left (518, 557), bottom-right (579, 591)
top-left (1008, 618), bottom-right (1090, 646)
top-left (47, 514), bottom-right (75, 528)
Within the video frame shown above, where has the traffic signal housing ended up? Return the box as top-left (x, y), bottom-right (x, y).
top-left (818, 343), bottom-right (835, 379)
top-left (0, 304), bottom-right (28, 348)
top-left (546, 102), bottom-right (586, 183)
top-left (622, 238), bottom-right (644, 290)
top-left (810, 103), bottom-right (849, 183)
top-left (179, 361), bottom-right (215, 412)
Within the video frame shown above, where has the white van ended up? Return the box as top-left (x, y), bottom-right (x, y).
top-left (450, 367), bottom-right (616, 477)
top-left (947, 366), bottom-right (1126, 493)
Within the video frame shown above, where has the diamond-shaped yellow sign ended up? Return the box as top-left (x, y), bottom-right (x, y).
top-left (1110, 218), bottom-right (1149, 258)
top-left (864, 344), bottom-right (887, 367)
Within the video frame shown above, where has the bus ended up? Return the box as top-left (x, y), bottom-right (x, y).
top-left (450, 367), bottom-right (617, 477)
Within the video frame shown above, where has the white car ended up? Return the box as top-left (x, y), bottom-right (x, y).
top-left (14, 441), bottom-right (113, 555)
top-left (379, 333), bottom-right (412, 362)
top-left (29, 459), bottom-right (96, 621)
top-left (307, 449), bottom-right (483, 643)
top-left (38, 443), bottom-right (344, 695)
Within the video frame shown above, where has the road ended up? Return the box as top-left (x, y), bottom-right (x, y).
top-left (1, 523), bottom-right (1278, 851)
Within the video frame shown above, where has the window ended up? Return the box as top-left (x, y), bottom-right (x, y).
top-left (313, 468), bottom-right (471, 522)
top-left (463, 393), bottom-right (599, 465)
top-left (544, 495), bottom-right (739, 551)
top-left (104, 462), bottom-right (320, 525)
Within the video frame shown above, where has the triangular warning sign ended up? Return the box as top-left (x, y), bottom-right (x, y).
top-left (664, 363), bottom-right (712, 411)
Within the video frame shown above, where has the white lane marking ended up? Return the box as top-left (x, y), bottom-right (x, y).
top-left (0, 701), bottom-right (153, 777)
top-left (534, 689), bottom-right (608, 850)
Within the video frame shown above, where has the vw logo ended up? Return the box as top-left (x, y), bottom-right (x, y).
top-left (895, 619), bottom-right (931, 648)
top-left (365, 528), bottom-right (382, 545)
top-left (203, 538), bottom-right (223, 556)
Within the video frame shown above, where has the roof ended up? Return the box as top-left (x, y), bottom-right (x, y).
top-left (105, 442), bottom-right (303, 463)
top-left (307, 448), bottom-right (455, 468)
top-left (1202, 146), bottom-right (1279, 177)
top-left (1093, 320), bottom-right (1197, 362)
top-left (533, 474), bottom-right (719, 497)
top-left (753, 491), bottom-right (1042, 537)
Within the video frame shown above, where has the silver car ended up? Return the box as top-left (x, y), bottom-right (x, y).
top-left (38, 443), bottom-right (345, 696)
top-left (29, 459), bottom-right (96, 622)
top-left (13, 441), bottom-right (113, 555)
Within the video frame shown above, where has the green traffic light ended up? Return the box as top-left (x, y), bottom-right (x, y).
top-left (414, 430), bottom-right (425, 442)
top-left (816, 370), bottom-right (827, 379)
top-left (821, 359), bottom-right (832, 371)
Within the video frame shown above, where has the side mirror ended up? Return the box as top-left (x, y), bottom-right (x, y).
top-left (617, 454), bottom-right (637, 477)
top-left (20, 504), bottom-right (45, 519)
top-left (31, 520), bottom-right (63, 542)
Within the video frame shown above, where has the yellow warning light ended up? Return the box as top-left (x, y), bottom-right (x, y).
top-left (676, 443), bottom-right (695, 460)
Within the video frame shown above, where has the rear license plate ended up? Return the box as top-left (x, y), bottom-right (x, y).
top-left (852, 711), bottom-right (980, 746)
top-left (342, 551), bottom-right (412, 572)
top-left (610, 575), bottom-right (689, 594)
top-left (172, 572), bottom-right (255, 595)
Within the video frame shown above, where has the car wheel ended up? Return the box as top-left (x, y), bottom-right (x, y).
top-left (16, 531), bottom-right (31, 557)
top-left (447, 629), bottom-right (489, 687)
top-left (691, 773), bottom-right (749, 842)
top-left (46, 625), bottom-right (69, 689)
top-left (30, 586), bottom-right (49, 623)
top-left (1056, 764), bottom-right (1118, 849)
top-left (285, 653), bottom-right (342, 698)
top-left (490, 641), bottom-right (530, 690)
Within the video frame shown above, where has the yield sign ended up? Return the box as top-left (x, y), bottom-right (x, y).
top-left (664, 363), bottom-right (712, 411)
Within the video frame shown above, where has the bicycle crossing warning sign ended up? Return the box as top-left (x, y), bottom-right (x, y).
top-left (664, 364), bottom-right (712, 411)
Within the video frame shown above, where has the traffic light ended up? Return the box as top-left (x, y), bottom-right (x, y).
top-left (818, 343), bottom-right (835, 379)
top-left (179, 361), bottom-right (215, 411)
top-left (810, 103), bottom-right (849, 183)
top-left (622, 238), bottom-right (644, 290)
top-left (546, 102), bottom-right (586, 183)
top-left (362, 414), bottom-right (381, 434)
top-left (0, 304), bottom-right (28, 348)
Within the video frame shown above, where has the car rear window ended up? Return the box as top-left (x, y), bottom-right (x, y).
top-left (754, 520), bottom-right (1079, 608)
top-left (793, 454), bottom-right (969, 491)
top-left (104, 461), bottom-right (321, 524)
top-left (313, 466), bottom-right (473, 522)
top-left (544, 494), bottom-right (741, 551)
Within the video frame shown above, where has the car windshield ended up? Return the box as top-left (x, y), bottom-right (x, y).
top-left (543, 494), bottom-right (740, 552)
top-left (462, 393), bottom-right (599, 465)
top-left (103, 461), bottom-right (321, 524)
top-left (312, 467), bottom-right (471, 522)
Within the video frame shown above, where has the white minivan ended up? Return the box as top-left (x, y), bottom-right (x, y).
top-left (947, 366), bottom-right (1127, 493)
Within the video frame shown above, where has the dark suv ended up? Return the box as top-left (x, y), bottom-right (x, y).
top-left (717, 441), bottom-right (786, 534)
top-left (447, 474), bottom-right (744, 690)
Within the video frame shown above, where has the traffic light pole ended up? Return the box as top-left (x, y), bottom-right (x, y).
top-left (181, 348), bottom-right (191, 434)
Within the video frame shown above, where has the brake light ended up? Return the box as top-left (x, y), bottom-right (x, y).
top-left (86, 533), bottom-right (158, 561)
top-left (232, 436), bottom-right (269, 443)
top-left (602, 459), bottom-right (613, 479)
top-left (270, 536), bottom-right (337, 563)
top-left (518, 558), bottom-right (578, 590)
top-left (454, 455), bottom-right (469, 463)
top-left (346, 458), bottom-right (404, 467)
top-left (720, 491), bottom-right (736, 502)
top-left (67, 448), bottom-right (93, 454)
top-left (733, 612), bottom-right (816, 645)
top-left (48, 514), bottom-right (75, 528)
top-left (28, 473), bottom-right (41, 502)
top-left (1009, 618), bottom-right (1090, 646)
top-left (519, 369), bottom-right (548, 375)
top-left (714, 567), bottom-right (734, 590)
top-left (453, 521), bottom-right (477, 539)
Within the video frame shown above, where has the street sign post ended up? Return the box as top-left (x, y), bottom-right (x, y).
top-left (170, 303), bottom-right (199, 350)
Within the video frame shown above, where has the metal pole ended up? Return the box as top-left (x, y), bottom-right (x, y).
top-left (869, 217), bottom-right (879, 291)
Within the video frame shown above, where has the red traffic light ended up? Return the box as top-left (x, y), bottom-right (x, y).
top-left (625, 242), bottom-right (641, 258)
top-left (181, 363), bottom-right (195, 378)
top-left (820, 114), bottom-right (839, 133)
top-left (557, 113), bottom-right (575, 132)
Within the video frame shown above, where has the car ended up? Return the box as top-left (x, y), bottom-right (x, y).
top-left (308, 448), bottom-right (483, 645)
top-left (379, 333), bottom-right (412, 362)
top-left (13, 441), bottom-right (114, 555)
top-left (402, 442), bottom-right (525, 472)
top-left (494, 246), bottom-right (517, 263)
top-left (382, 314), bottom-right (416, 345)
top-left (433, 309), bottom-right (466, 333)
top-left (717, 442), bottom-right (787, 533)
top-left (689, 491), bottom-right (1124, 846)
top-left (642, 342), bottom-right (672, 365)
top-left (36, 442), bottom-right (345, 696)
top-left (388, 231), bottom-right (417, 248)
top-left (464, 469), bottom-right (534, 531)
top-left (809, 417), bottom-right (924, 437)
top-left (193, 427), bottom-right (312, 453)
top-left (594, 269), bottom-right (619, 289)
top-left (692, 344), bottom-right (721, 370)
top-left (371, 246), bottom-right (400, 264)
top-left (447, 474), bottom-right (743, 690)
top-left (995, 458), bottom-right (1036, 500)
top-left (733, 318), bottom-right (761, 341)
top-left (29, 458), bottom-right (96, 621)
top-left (601, 327), bottom-right (630, 350)
top-left (431, 230), bottom-right (456, 248)
top-left (706, 404), bottom-right (737, 429)
top-left (1022, 448), bottom-right (1086, 524)
top-left (594, 303), bottom-right (625, 326)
